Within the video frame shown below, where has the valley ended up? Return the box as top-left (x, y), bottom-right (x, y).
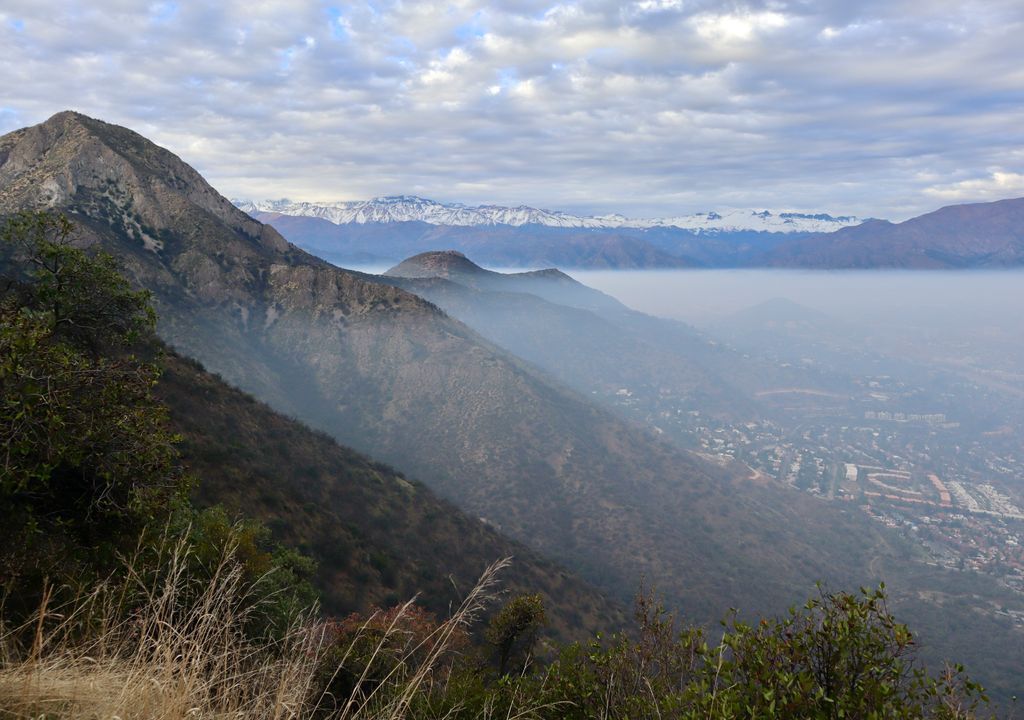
top-left (3, 111), bottom-right (1023, 702)
top-left (572, 269), bottom-right (1024, 610)
top-left (4, 1), bottom-right (1022, 715)
top-left (377, 252), bottom-right (1024, 695)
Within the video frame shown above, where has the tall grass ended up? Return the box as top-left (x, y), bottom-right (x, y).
top-left (0, 537), bottom-right (513, 720)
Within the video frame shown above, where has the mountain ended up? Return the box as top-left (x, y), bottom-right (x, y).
top-left (238, 197), bottom-right (864, 270)
top-left (246, 214), bottom-right (696, 269)
top-left (243, 194), bottom-right (1024, 271)
top-left (4, 113), bottom-right (1024, 697)
top-left (385, 250), bottom-right (624, 312)
top-left (0, 111), bottom-right (891, 623)
top-left (157, 349), bottom-right (622, 637)
top-left (382, 251), bottom-right (752, 424)
top-left (237, 196), bottom-right (863, 233)
top-left (768, 197), bottom-right (1024, 268)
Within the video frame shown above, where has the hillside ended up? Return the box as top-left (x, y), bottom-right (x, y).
top-left (157, 349), bottom-right (622, 637)
top-left (5, 113), bottom-right (1024, 699)
top-left (381, 252), bottom-right (750, 422)
top-left (767, 197), bottom-right (1024, 268)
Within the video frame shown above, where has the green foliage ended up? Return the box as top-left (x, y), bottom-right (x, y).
top-left (0, 211), bottom-right (316, 641)
top-left (695, 584), bottom-right (989, 719)
top-left (300, 584), bottom-right (989, 719)
top-left (1, 211), bottom-right (156, 351)
top-left (542, 588), bottom-right (705, 719)
top-left (1, 211), bottom-right (183, 596)
top-left (537, 585), bottom-right (989, 719)
top-left (182, 505), bottom-right (319, 640)
top-left (486, 593), bottom-right (546, 675)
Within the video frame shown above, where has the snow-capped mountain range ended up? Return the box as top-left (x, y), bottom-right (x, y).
top-left (234, 196), bottom-right (865, 234)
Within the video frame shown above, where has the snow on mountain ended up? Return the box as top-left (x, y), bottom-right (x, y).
top-left (234, 196), bottom-right (865, 234)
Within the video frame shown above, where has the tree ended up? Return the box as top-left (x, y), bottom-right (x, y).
top-left (0, 211), bottom-right (183, 598)
top-left (486, 593), bottom-right (546, 675)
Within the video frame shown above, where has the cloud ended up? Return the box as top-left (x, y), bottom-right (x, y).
top-left (0, 0), bottom-right (1022, 219)
top-left (924, 171), bottom-right (1024, 204)
top-left (689, 10), bottom-right (788, 43)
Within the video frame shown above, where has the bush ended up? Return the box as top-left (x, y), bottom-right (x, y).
top-left (1, 211), bottom-right (184, 607)
top-left (0, 211), bottom-right (316, 643)
top-left (486, 593), bottom-right (546, 675)
top-left (696, 584), bottom-right (989, 719)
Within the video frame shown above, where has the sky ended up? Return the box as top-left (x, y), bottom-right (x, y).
top-left (1, 1), bottom-right (1023, 220)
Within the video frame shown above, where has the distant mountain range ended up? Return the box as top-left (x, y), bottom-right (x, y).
top-left (235, 196), bottom-right (863, 233)
top-left (238, 194), bottom-right (1024, 270)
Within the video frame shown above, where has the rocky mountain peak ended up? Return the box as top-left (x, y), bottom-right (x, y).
top-left (0, 112), bottom-right (448, 323)
top-left (384, 249), bottom-right (485, 279)
top-left (0, 110), bottom-right (288, 255)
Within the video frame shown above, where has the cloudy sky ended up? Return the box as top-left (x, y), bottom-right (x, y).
top-left (1, 1), bottom-right (1023, 219)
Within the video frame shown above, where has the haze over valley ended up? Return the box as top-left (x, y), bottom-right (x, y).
top-left (3, 1), bottom-right (1024, 715)
top-left (360, 250), bottom-right (1024, 696)
top-left (572, 269), bottom-right (1024, 582)
top-left (2, 109), bottom-right (1024, 705)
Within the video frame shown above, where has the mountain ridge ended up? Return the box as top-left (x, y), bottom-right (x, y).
top-left (769, 196), bottom-right (1024, 268)
top-left (6, 112), bottom-right (1024, 698)
top-left (0, 111), bottom-right (893, 625)
top-left (384, 250), bottom-right (625, 312)
top-left (241, 194), bottom-right (1024, 271)
top-left (236, 195), bottom-right (865, 233)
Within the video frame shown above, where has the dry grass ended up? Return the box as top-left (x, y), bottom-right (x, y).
top-left (0, 538), bottom-right (512, 720)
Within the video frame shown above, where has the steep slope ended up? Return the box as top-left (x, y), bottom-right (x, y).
top-left (157, 350), bottom-right (623, 637)
top-left (0, 111), bottom-right (966, 631)
top-left (768, 197), bottom-right (1024, 268)
top-left (382, 252), bottom-right (749, 422)
top-left (385, 250), bottom-right (624, 311)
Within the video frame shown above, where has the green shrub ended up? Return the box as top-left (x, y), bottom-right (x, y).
top-left (0, 211), bottom-right (317, 643)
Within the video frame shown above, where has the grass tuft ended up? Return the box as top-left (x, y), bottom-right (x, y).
top-left (0, 536), bottom-right (512, 720)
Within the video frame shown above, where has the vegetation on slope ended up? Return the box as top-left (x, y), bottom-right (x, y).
top-left (0, 211), bottom-right (315, 635)
top-left (2, 563), bottom-right (991, 719)
top-left (0, 111), bottom-right (907, 630)
top-left (0, 209), bottom-right (621, 639)
top-left (0, 212), bottom-right (995, 717)
top-left (157, 350), bottom-right (623, 636)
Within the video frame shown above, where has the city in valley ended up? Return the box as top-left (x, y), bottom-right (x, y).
top-left (590, 286), bottom-right (1024, 617)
